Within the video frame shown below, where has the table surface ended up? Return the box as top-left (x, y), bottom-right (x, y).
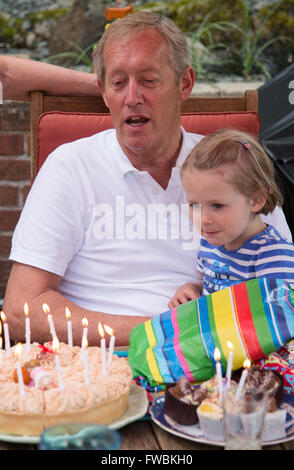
top-left (0, 419), bottom-right (293, 451)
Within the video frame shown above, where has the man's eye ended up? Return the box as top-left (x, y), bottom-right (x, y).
top-left (143, 78), bottom-right (158, 86)
top-left (113, 80), bottom-right (124, 88)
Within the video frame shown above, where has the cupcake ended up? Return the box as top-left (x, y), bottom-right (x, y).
top-left (233, 366), bottom-right (284, 407)
top-left (197, 398), bottom-right (224, 441)
top-left (163, 376), bottom-right (208, 425)
top-left (196, 378), bottom-right (240, 441)
top-left (262, 395), bottom-right (287, 441)
top-left (204, 376), bottom-right (239, 397)
top-left (234, 366), bottom-right (286, 441)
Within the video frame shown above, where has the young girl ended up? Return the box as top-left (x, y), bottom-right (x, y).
top-left (168, 128), bottom-right (294, 308)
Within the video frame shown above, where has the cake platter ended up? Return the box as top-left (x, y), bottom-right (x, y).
top-left (150, 394), bottom-right (294, 447)
top-left (0, 384), bottom-right (148, 444)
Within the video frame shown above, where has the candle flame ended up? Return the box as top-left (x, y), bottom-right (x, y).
top-left (98, 322), bottom-right (104, 338)
top-left (24, 302), bottom-right (29, 317)
top-left (227, 341), bottom-right (233, 350)
top-left (82, 317), bottom-right (88, 328)
top-left (42, 303), bottom-right (50, 314)
top-left (15, 342), bottom-right (22, 360)
top-left (52, 336), bottom-right (60, 353)
top-left (243, 358), bottom-right (251, 369)
top-left (65, 307), bottom-right (71, 320)
top-left (214, 347), bottom-right (221, 362)
top-left (103, 324), bottom-right (114, 336)
top-left (82, 335), bottom-right (88, 349)
top-left (0, 311), bottom-right (6, 322)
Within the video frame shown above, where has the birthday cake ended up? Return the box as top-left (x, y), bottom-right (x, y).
top-left (0, 342), bottom-right (133, 437)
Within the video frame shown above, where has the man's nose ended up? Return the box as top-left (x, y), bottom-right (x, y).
top-left (125, 78), bottom-right (143, 106)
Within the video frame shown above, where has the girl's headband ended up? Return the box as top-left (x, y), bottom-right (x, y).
top-left (236, 138), bottom-right (273, 194)
top-left (237, 139), bottom-right (251, 150)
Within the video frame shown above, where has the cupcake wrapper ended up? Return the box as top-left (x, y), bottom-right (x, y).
top-left (163, 387), bottom-right (199, 425)
top-left (198, 414), bottom-right (224, 442)
top-left (262, 409), bottom-right (287, 441)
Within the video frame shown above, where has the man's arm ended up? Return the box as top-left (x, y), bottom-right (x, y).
top-left (0, 55), bottom-right (100, 102)
top-left (3, 262), bottom-right (150, 347)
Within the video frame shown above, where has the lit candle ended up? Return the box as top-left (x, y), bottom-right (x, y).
top-left (104, 324), bottom-right (115, 369)
top-left (82, 336), bottom-right (90, 386)
top-left (98, 323), bottom-right (107, 376)
top-left (1, 311), bottom-right (11, 357)
top-left (65, 307), bottom-right (73, 347)
top-left (24, 302), bottom-right (31, 351)
top-left (42, 303), bottom-right (57, 341)
top-left (81, 317), bottom-right (88, 345)
top-left (225, 341), bottom-right (234, 388)
top-left (214, 347), bottom-right (223, 401)
top-left (80, 317), bottom-right (88, 360)
top-left (15, 343), bottom-right (26, 397)
top-left (52, 337), bottom-right (65, 391)
top-left (235, 358), bottom-right (251, 401)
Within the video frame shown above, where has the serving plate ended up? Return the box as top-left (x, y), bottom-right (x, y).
top-left (150, 394), bottom-right (294, 447)
top-left (0, 384), bottom-right (148, 444)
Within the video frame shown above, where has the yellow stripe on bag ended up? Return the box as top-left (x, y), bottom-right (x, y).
top-left (144, 320), bottom-right (163, 384)
top-left (211, 288), bottom-right (247, 368)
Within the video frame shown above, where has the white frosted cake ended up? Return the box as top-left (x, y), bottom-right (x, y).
top-left (0, 342), bottom-right (133, 436)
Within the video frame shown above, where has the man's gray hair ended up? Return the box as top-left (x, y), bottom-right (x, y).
top-left (93, 11), bottom-right (191, 88)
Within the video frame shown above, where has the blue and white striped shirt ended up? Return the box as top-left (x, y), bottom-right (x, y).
top-left (197, 225), bottom-right (294, 295)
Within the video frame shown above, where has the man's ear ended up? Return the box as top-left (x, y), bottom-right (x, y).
top-left (179, 66), bottom-right (195, 101)
top-left (97, 79), bottom-right (109, 108)
top-left (250, 190), bottom-right (267, 213)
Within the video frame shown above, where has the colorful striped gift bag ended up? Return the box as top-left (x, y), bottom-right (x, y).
top-left (128, 278), bottom-right (294, 388)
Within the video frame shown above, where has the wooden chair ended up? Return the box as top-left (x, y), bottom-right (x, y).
top-left (30, 90), bottom-right (259, 181)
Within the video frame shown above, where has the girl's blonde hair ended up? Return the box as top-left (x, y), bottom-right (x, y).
top-left (182, 128), bottom-right (283, 215)
top-left (92, 11), bottom-right (191, 89)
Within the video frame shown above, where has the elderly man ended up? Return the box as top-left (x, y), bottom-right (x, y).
top-left (3, 12), bottom-right (291, 347)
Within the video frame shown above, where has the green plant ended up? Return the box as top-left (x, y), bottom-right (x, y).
top-left (256, 0), bottom-right (294, 73)
top-left (186, 14), bottom-right (229, 79)
top-left (43, 41), bottom-right (95, 70)
top-left (216, 0), bottom-right (285, 79)
top-left (137, 0), bottom-right (246, 34)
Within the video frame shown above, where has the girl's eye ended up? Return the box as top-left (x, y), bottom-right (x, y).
top-left (211, 203), bottom-right (224, 210)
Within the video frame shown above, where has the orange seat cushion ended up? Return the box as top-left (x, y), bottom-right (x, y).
top-left (37, 111), bottom-right (260, 174)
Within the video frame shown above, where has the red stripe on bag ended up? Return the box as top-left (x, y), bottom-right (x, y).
top-left (232, 282), bottom-right (264, 361)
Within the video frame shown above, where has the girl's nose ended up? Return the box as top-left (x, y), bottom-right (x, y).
top-left (201, 208), bottom-right (212, 226)
top-left (189, 204), bottom-right (202, 232)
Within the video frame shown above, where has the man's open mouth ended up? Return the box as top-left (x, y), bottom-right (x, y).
top-left (125, 116), bottom-right (149, 126)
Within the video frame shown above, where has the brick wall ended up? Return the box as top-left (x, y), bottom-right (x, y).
top-left (0, 101), bottom-right (31, 299)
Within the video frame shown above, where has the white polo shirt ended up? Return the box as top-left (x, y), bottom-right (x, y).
top-left (10, 128), bottom-right (292, 317)
top-left (10, 128), bottom-right (203, 316)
